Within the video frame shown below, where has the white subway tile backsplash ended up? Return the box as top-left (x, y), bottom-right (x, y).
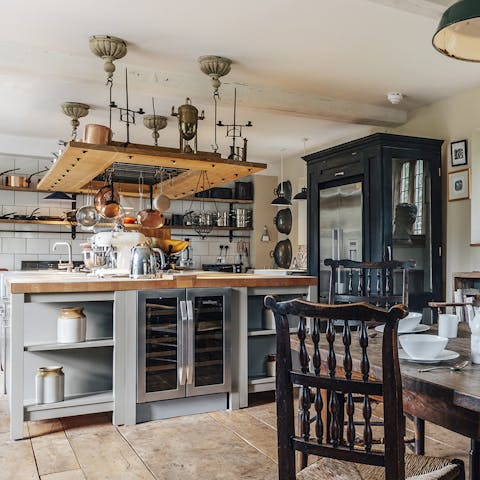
top-left (0, 253), bottom-right (14, 270)
top-left (13, 191), bottom-right (39, 206)
top-left (27, 238), bottom-right (50, 254)
top-left (0, 190), bottom-right (14, 204)
top-left (3, 237), bottom-right (26, 254)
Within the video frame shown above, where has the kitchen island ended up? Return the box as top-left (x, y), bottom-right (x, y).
top-left (3, 271), bottom-right (316, 439)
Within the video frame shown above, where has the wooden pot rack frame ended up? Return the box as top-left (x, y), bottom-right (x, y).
top-left (37, 141), bottom-right (267, 199)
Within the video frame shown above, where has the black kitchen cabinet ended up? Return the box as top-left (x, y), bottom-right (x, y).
top-left (305, 133), bottom-right (443, 312)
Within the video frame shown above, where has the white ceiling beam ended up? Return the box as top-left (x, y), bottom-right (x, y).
top-left (366, 0), bottom-right (454, 19)
top-left (0, 43), bottom-right (407, 127)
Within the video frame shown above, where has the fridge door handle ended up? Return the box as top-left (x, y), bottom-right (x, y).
top-left (178, 301), bottom-right (187, 386)
top-left (186, 300), bottom-right (194, 385)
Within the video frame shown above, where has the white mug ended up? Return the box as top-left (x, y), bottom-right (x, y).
top-left (438, 313), bottom-right (459, 338)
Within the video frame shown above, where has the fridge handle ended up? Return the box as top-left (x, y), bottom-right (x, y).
top-left (186, 300), bottom-right (194, 385)
top-left (178, 301), bottom-right (187, 386)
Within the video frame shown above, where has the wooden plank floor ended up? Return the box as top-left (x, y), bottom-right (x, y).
top-left (0, 382), bottom-right (470, 479)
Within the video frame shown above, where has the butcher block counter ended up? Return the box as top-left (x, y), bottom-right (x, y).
top-left (6, 271), bottom-right (317, 294)
top-left (4, 271), bottom-right (316, 439)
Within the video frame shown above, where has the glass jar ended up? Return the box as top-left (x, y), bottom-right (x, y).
top-left (57, 307), bottom-right (86, 343)
top-left (35, 366), bottom-right (64, 404)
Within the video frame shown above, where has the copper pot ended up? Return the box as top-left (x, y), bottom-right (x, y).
top-left (94, 184), bottom-right (120, 218)
top-left (84, 124), bottom-right (112, 145)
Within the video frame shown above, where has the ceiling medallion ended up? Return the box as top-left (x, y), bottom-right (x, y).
top-left (89, 35), bottom-right (127, 81)
top-left (198, 55), bottom-right (232, 94)
top-left (61, 102), bottom-right (90, 140)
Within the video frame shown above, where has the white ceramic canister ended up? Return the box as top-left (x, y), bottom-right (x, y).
top-left (265, 354), bottom-right (276, 377)
top-left (57, 307), bottom-right (86, 343)
top-left (35, 366), bottom-right (65, 404)
top-left (263, 308), bottom-right (276, 330)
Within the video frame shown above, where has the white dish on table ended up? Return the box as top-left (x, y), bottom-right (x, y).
top-left (399, 334), bottom-right (448, 359)
top-left (398, 312), bottom-right (422, 332)
top-left (375, 324), bottom-right (430, 334)
top-left (398, 348), bottom-right (459, 364)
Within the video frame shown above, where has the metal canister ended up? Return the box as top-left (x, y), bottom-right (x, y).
top-left (235, 208), bottom-right (252, 228)
top-left (35, 366), bottom-right (65, 404)
top-left (216, 211), bottom-right (230, 227)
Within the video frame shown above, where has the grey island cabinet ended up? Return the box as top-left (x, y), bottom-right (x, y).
top-left (4, 272), bottom-right (317, 439)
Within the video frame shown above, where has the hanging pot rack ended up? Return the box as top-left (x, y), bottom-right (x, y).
top-left (37, 140), bottom-right (266, 198)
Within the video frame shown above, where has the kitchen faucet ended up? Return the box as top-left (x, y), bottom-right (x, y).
top-left (52, 242), bottom-right (74, 272)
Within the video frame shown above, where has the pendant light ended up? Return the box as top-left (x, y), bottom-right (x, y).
top-left (433, 0), bottom-right (480, 61)
top-left (272, 149), bottom-right (291, 206)
top-left (293, 138), bottom-right (309, 201)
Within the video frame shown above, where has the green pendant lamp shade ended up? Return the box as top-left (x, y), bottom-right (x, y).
top-left (433, 0), bottom-right (480, 61)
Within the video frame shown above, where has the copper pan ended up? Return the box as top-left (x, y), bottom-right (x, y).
top-left (84, 124), bottom-right (112, 145)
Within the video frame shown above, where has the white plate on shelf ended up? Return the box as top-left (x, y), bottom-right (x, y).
top-left (375, 324), bottom-right (430, 335)
top-left (398, 348), bottom-right (459, 364)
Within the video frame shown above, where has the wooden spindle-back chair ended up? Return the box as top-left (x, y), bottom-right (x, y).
top-left (264, 296), bottom-right (465, 480)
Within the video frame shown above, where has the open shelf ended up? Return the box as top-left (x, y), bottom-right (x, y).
top-left (24, 338), bottom-right (114, 352)
top-left (24, 390), bottom-right (113, 421)
top-left (182, 196), bottom-right (253, 205)
top-left (248, 376), bottom-right (275, 393)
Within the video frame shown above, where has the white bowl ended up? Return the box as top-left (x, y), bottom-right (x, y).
top-left (398, 312), bottom-right (422, 333)
top-left (399, 334), bottom-right (448, 360)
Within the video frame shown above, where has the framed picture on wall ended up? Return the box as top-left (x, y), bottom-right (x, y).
top-left (450, 139), bottom-right (468, 167)
top-left (448, 168), bottom-right (470, 201)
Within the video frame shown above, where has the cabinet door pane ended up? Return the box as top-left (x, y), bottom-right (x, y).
top-left (193, 295), bottom-right (224, 387)
top-left (392, 158), bottom-right (432, 305)
top-left (144, 296), bottom-right (181, 394)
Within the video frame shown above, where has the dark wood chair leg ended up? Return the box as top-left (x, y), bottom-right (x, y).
top-left (470, 439), bottom-right (480, 480)
top-left (413, 416), bottom-right (425, 455)
top-left (298, 386), bottom-right (308, 469)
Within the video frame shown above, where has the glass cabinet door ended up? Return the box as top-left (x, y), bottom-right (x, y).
top-left (186, 289), bottom-right (231, 397)
top-left (391, 157), bottom-right (434, 309)
top-left (137, 289), bottom-right (186, 402)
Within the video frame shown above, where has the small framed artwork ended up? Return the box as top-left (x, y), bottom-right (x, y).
top-left (448, 168), bottom-right (470, 201)
top-left (450, 139), bottom-right (468, 167)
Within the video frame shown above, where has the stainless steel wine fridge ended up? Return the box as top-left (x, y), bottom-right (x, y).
top-left (137, 288), bottom-right (231, 403)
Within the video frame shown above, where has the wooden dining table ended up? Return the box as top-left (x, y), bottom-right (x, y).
top-left (291, 322), bottom-right (480, 480)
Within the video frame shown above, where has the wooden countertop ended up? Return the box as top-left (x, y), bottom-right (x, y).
top-left (6, 272), bottom-right (317, 294)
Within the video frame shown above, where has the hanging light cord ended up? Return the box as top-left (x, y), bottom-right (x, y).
top-left (213, 92), bottom-right (219, 153)
top-left (108, 77), bottom-right (113, 130)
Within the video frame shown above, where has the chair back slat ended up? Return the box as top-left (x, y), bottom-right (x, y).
top-left (264, 296), bottom-right (407, 480)
top-left (324, 258), bottom-right (416, 309)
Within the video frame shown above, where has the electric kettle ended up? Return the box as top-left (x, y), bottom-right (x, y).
top-left (130, 245), bottom-right (158, 279)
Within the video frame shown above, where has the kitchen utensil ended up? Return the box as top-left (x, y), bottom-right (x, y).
top-left (418, 360), bottom-right (469, 373)
top-left (0, 168), bottom-right (20, 186)
top-left (94, 184), bottom-right (120, 219)
top-left (76, 190), bottom-right (100, 228)
top-left (234, 208), bottom-right (252, 228)
top-left (274, 180), bottom-right (292, 201)
top-left (138, 185), bottom-right (164, 228)
top-left (272, 239), bottom-right (292, 269)
top-left (130, 245), bottom-right (159, 278)
top-left (84, 124), bottom-right (112, 144)
top-left (218, 245), bottom-right (224, 263)
top-left (216, 211), bottom-right (230, 227)
top-left (234, 181), bottom-right (253, 200)
top-left (273, 208), bottom-right (292, 234)
top-left (398, 312), bottom-right (422, 332)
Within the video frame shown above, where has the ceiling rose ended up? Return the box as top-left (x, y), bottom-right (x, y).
top-left (198, 55), bottom-right (232, 93)
top-left (89, 35), bottom-right (127, 80)
top-left (61, 102), bottom-right (90, 140)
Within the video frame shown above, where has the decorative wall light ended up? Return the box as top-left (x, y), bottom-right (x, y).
top-left (61, 102), bottom-right (90, 140)
top-left (433, 1), bottom-right (480, 61)
top-left (89, 35), bottom-right (127, 82)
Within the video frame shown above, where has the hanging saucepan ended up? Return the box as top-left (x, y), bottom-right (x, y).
top-left (271, 239), bottom-right (292, 269)
top-left (0, 168), bottom-right (21, 186)
top-left (152, 170), bottom-right (171, 212)
top-left (94, 184), bottom-right (120, 218)
top-left (273, 208), bottom-right (292, 235)
top-left (138, 184), bottom-right (164, 228)
top-left (2, 168), bottom-right (49, 188)
top-left (273, 180), bottom-right (292, 201)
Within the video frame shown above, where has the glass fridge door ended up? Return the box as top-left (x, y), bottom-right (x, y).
top-left (186, 288), bottom-right (231, 397)
top-left (318, 181), bottom-right (363, 301)
top-left (137, 289), bottom-right (186, 403)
